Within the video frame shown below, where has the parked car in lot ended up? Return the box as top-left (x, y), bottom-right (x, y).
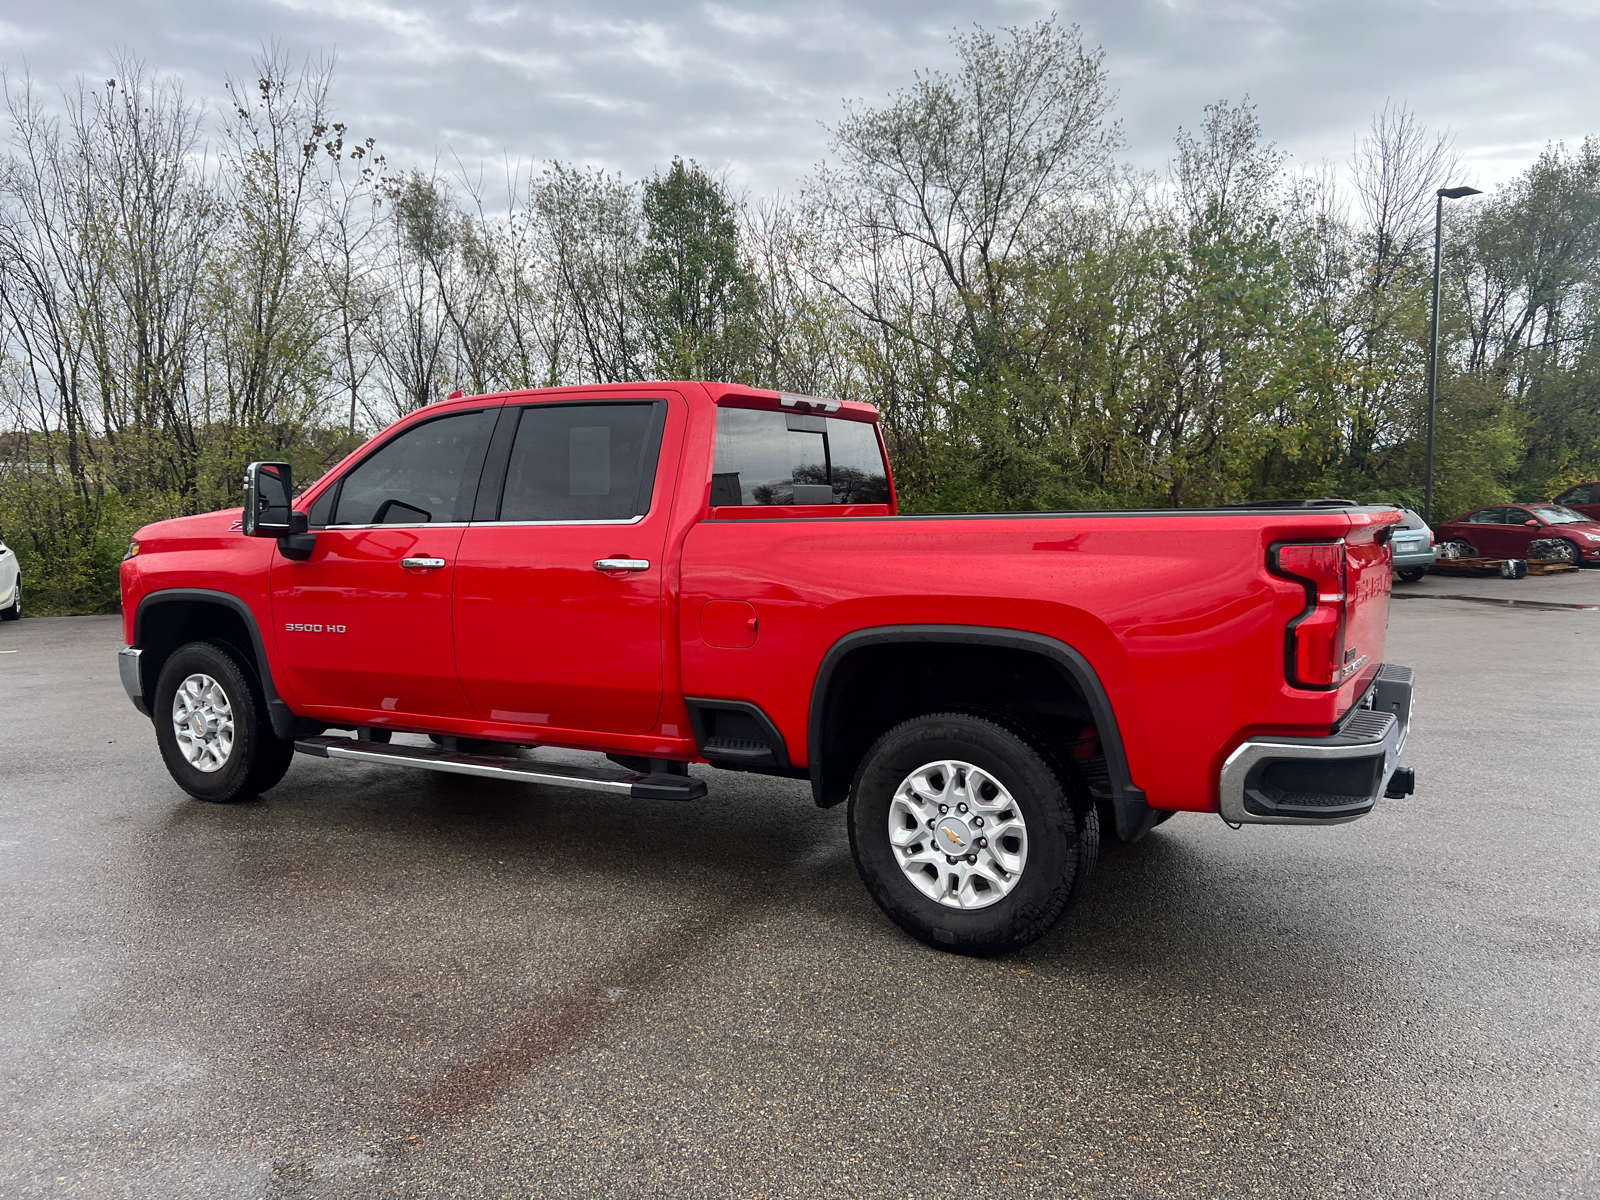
top-left (1551, 482), bottom-right (1600, 521)
top-left (1435, 503), bottom-right (1600, 564)
top-left (1387, 508), bottom-right (1437, 582)
top-left (0, 534), bottom-right (20, 620)
top-left (116, 381), bottom-right (1416, 955)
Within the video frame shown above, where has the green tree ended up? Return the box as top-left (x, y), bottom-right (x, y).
top-left (638, 158), bottom-right (757, 380)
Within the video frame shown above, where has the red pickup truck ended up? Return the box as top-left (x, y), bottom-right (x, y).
top-left (118, 382), bottom-right (1415, 954)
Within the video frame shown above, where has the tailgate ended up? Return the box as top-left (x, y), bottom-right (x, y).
top-left (1341, 510), bottom-right (1400, 696)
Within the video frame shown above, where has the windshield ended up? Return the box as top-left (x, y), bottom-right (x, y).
top-left (1526, 505), bottom-right (1591, 525)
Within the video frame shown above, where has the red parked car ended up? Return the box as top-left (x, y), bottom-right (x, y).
top-left (1434, 503), bottom-right (1600, 564)
top-left (118, 382), bottom-right (1415, 955)
top-left (1551, 482), bottom-right (1600, 521)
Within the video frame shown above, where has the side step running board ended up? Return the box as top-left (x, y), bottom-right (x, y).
top-left (294, 736), bottom-right (707, 801)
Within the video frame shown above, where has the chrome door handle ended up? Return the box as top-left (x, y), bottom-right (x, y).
top-left (401, 557), bottom-right (446, 570)
top-left (593, 558), bottom-right (650, 572)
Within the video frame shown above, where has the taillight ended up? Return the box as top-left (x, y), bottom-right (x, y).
top-left (1270, 542), bottom-right (1348, 690)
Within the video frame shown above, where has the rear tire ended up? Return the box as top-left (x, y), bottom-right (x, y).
top-left (1396, 567), bottom-right (1428, 583)
top-left (153, 640), bottom-right (294, 803)
top-left (847, 713), bottom-right (1098, 956)
top-left (0, 573), bottom-right (19, 620)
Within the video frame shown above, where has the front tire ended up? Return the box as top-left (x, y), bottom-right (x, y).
top-left (0, 573), bottom-right (19, 620)
top-left (1555, 538), bottom-right (1582, 565)
top-left (848, 713), bottom-right (1098, 956)
top-left (153, 640), bottom-right (294, 803)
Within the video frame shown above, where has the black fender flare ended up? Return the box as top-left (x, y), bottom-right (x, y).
top-left (806, 624), bottom-right (1159, 841)
top-left (133, 588), bottom-right (299, 740)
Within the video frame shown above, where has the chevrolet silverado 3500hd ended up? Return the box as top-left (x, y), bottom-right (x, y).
top-left (118, 381), bottom-right (1415, 954)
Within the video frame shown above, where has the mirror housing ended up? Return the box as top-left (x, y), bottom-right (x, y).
top-left (1525, 519), bottom-right (1539, 527)
top-left (243, 462), bottom-right (295, 537)
top-left (243, 461), bottom-right (315, 560)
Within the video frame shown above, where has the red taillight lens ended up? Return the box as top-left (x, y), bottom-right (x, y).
top-left (1271, 542), bottom-right (1348, 689)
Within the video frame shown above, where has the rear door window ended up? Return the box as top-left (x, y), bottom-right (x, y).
top-left (496, 402), bottom-right (664, 522)
top-left (711, 408), bottom-right (890, 506)
top-left (330, 409), bottom-right (495, 526)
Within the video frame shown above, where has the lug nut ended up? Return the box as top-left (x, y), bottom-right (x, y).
top-left (965, 853), bottom-right (977, 864)
top-left (928, 819), bottom-right (937, 830)
top-left (957, 802), bottom-right (968, 813)
top-left (939, 804), bottom-right (948, 814)
top-left (945, 855), bottom-right (958, 865)
top-left (972, 816), bottom-right (984, 827)
top-left (976, 837), bottom-right (988, 848)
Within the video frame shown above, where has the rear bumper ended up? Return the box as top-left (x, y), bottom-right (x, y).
top-left (1219, 664), bottom-right (1413, 825)
top-left (1392, 546), bottom-right (1438, 569)
top-left (118, 646), bottom-right (149, 717)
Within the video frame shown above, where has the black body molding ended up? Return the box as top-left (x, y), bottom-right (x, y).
top-left (807, 624), bottom-right (1160, 841)
top-left (133, 588), bottom-right (302, 740)
top-left (683, 697), bottom-right (806, 778)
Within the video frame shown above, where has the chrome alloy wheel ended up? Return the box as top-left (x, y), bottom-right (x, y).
top-left (171, 673), bottom-right (235, 773)
top-left (887, 759), bottom-right (1029, 909)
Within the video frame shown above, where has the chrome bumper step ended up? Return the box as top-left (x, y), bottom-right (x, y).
top-left (1217, 662), bottom-right (1414, 826)
top-left (293, 736), bottom-right (707, 801)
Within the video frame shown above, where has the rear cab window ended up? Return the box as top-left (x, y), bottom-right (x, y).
top-left (710, 406), bottom-right (891, 515)
top-left (494, 402), bottom-right (665, 522)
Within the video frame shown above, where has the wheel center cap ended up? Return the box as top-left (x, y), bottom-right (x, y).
top-left (190, 714), bottom-right (212, 738)
top-left (935, 816), bottom-right (973, 855)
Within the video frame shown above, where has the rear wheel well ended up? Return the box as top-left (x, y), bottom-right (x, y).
top-left (812, 641), bottom-right (1104, 809)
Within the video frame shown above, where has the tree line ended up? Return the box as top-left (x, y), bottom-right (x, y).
top-left (2, 21), bottom-right (1597, 613)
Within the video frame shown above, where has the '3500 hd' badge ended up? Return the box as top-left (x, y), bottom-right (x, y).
top-left (284, 623), bottom-right (347, 633)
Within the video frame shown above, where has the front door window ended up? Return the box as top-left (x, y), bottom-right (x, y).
top-left (272, 408), bottom-right (497, 719)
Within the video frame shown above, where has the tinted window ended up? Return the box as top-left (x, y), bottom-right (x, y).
top-left (1559, 485), bottom-right (1595, 504)
top-left (498, 403), bottom-right (662, 521)
top-left (1526, 505), bottom-right (1589, 525)
top-left (333, 409), bottom-right (495, 526)
top-left (711, 408), bottom-right (890, 506)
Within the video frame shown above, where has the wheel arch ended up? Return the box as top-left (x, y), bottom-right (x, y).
top-left (133, 589), bottom-right (298, 738)
top-left (807, 625), bottom-right (1158, 840)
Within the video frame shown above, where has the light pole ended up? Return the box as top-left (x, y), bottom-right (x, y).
top-left (1424, 185), bottom-right (1483, 525)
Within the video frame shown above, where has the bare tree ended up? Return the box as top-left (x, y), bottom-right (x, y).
top-left (532, 163), bottom-right (645, 382)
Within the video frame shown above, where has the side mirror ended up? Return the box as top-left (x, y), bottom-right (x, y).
top-left (243, 462), bottom-right (295, 537)
top-left (1525, 519), bottom-right (1539, 527)
top-left (243, 461), bottom-right (315, 560)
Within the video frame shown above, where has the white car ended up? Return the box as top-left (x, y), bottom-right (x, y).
top-left (0, 536), bottom-right (20, 620)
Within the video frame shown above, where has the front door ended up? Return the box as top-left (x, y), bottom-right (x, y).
top-left (453, 399), bottom-right (674, 736)
top-left (1499, 507), bottom-right (1540, 557)
top-left (271, 406), bottom-right (497, 723)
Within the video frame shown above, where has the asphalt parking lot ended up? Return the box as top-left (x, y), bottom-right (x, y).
top-left (2, 574), bottom-right (1597, 1199)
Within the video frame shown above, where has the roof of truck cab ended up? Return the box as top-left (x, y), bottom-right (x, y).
top-left (435, 381), bottom-right (879, 421)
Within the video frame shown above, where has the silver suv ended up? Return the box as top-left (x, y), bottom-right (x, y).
top-left (1389, 508), bottom-right (1437, 582)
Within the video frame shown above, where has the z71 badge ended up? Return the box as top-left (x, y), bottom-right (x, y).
top-left (285, 623), bottom-right (346, 633)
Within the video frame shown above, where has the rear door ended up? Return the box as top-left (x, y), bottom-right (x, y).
top-left (1467, 509), bottom-right (1513, 556)
top-left (452, 398), bottom-right (675, 735)
top-left (271, 406), bottom-right (497, 721)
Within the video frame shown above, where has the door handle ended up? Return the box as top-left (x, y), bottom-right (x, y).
top-left (401, 557), bottom-right (446, 570)
top-left (593, 558), bottom-right (650, 572)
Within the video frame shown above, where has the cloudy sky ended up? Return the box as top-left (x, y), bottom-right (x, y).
top-left (2, 1), bottom-right (1595, 194)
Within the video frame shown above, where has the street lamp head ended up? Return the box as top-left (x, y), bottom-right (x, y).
top-left (1437, 186), bottom-right (1483, 199)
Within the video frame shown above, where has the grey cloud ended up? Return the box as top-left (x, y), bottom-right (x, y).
top-left (1, 0), bottom-right (1594, 193)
